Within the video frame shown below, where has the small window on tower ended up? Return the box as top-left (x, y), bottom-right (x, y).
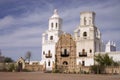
top-left (50, 36), bottom-right (53, 40)
top-left (51, 23), bottom-right (53, 28)
top-left (82, 61), bottom-right (85, 66)
top-left (56, 23), bottom-right (57, 28)
top-left (48, 61), bottom-right (50, 66)
top-left (83, 32), bottom-right (87, 37)
top-left (90, 49), bottom-right (92, 53)
top-left (43, 51), bottom-right (45, 55)
top-left (48, 50), bottom-right (51, 56)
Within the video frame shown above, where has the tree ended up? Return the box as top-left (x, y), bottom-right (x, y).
top-left (4, 57), bottom-right (14, 63)
top-left (94, 54), bottom-right (113, 66)
top-left (25, 51), bottom-right (31, 63)
top-left (91, 53), bottom-right (119, 74)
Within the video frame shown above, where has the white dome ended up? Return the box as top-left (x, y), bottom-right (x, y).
top-left (51, 9), bottom-right (60, 18)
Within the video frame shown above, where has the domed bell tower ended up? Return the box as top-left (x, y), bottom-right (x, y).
top-left (49, 9), bottom-right (62, 31)
top-left (41, 9), bottom-right (63, 71)
top-left (74, 11), bottom-right (102, 66)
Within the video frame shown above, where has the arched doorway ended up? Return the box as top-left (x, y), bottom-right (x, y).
top-left (63, 61), bottom-right (68, 65)
top-left (16, 57), bottom-right (25, 72)
top-left (18, 62), bottom-right (23, 72)
top-left (62, 61), bottom-right (68, 73)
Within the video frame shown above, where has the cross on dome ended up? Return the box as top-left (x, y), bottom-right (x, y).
top-left (51, 9), bottom-right (60, 18)
top-left (54, 9), bottom-right (58, 14)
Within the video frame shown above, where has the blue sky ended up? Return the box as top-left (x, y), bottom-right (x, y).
top-left (0, 0), bottom-right (120, 61)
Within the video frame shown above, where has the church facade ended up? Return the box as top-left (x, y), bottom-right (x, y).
top-left (41, 9), bottom-right (118, 72)
top-left (55, 33), bottom-right (76, 73)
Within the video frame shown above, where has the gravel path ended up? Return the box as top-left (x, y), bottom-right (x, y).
top-left (0, 72), bottom-right (120, 80)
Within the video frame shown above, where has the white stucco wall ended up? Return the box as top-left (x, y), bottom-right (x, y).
top-left (76, 58), bottom-right (94, 66)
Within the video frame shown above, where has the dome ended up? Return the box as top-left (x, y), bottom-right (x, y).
top-left (51, 9), bottom-right (60, 18)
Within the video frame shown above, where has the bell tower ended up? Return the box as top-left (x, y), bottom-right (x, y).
top-left (41, 9), bottom-right (63, 71)
top-left (74, 11), bottom-right (102, 66)
top-left (80, 12), bottom-right (95, 26)
top-left (49, 9), bottom-right (62, 31)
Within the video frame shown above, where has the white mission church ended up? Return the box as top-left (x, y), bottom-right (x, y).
top-left (40, 9), bottom-right (119, 71)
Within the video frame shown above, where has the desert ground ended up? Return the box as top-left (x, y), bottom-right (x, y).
top-left (0, 72), bottom-right (120, 80)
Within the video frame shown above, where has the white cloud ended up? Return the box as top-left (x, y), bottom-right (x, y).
top-left (0, 16), bottom-right (14, 29)
top-left (0, 9), bottom-right (51, 29)
top-left (0, 26), bottom-right (45, 47)
top-left (0, 0), bottom-right (120, 61)
top-left (0, 0), bottom-right (119, 46)
top-left (0, 11), bottom-right (50, 48)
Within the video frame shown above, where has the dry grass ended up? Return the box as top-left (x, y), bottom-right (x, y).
top-left (0, 72), bottom-right (120, 80)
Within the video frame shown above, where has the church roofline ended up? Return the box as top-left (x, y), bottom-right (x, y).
top-left (80, 11), bottom-right (96, 15)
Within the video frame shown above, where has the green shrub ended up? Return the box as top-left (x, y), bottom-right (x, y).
top-left (52, 69), bottom-right (60, 73)
top-left (90, 65), bottom-right (105, 74)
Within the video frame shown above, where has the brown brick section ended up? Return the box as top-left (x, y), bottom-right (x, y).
top-left (55, 33), bottom-right (76, 73)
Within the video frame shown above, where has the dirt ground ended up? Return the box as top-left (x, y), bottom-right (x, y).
top-left (0, 72), bottom-right (120, 80)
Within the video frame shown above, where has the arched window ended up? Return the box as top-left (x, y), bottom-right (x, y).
top-left (48, 61), bottom-right (50, 66)
top-left (61, 49), bottom-right (69, 57)
top-left (43, 51), bottom-right (45, 55)
top-left (48, 50), bottom-right (50, 56)
top-left (56, 23), bottom-right (57, 28)
top-left (63, 61), bottom-right (68, 65)
top-left (64, 49), bottom-right (67, 55)
top-left (50, 36), bottom-right (53, 40)
top-left (90, 49), bottom-right (92, 53)
top-left (82, 61), bottom-right (85, 66)
top-left (82, 49), bottom-right (85, 52)
top-left (51, 23), bottom-right (53, 28)
top-left (83, 32), bottom-right (87, 37)
top-left (82, 49), bottom-right (85, 54)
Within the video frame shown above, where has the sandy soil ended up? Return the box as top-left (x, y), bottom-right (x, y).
top-left (0, 72), bottom-right (120, 80)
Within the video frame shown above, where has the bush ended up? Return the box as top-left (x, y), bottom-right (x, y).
top-left (79, 70), bottom-right (89, 74)
top-left (52, 68), bottom-right (60, 73)
top-left (7, 64), bottom-right (17, 72)
top-left (4, 57), bottom-right (14, 63)
top-left (90, 65), bottom-right (105, 74)
top-left (9, 64), bottom-right (14, 71)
